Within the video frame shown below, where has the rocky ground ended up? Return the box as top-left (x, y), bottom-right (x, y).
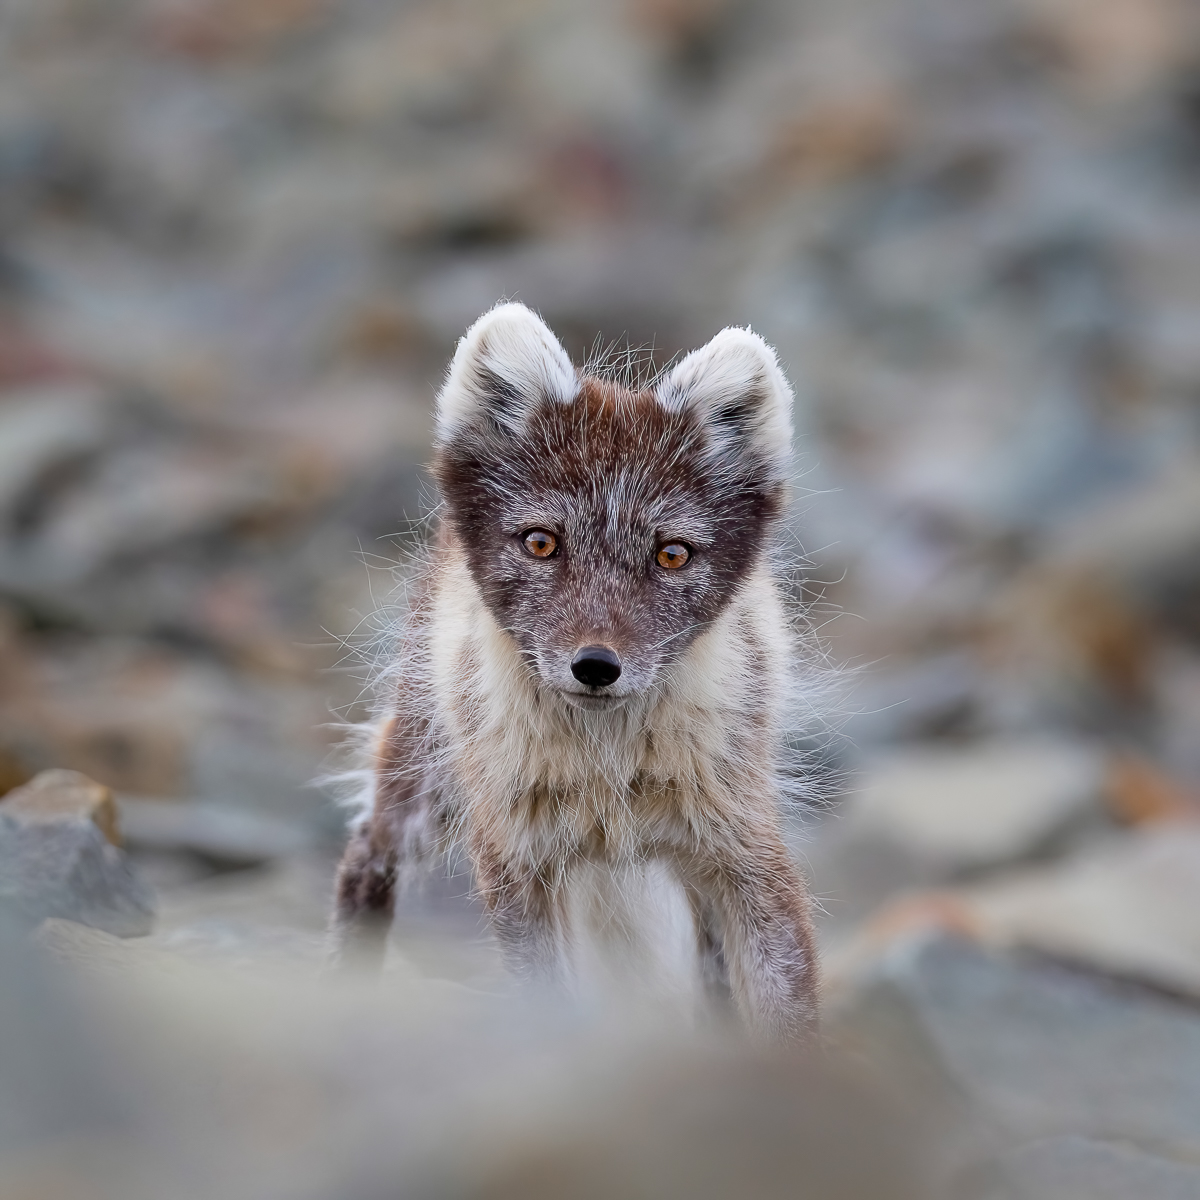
top-left (3, 0), bottom-right (1200, 1197)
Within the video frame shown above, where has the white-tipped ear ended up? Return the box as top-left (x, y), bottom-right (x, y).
top-left (436, 302), bottom-right (577, 441)
top-left (656, 328), bottom-right (793, 470)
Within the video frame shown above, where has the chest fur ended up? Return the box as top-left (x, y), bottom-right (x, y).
top-left (426, 557), bottom-right (785, 865)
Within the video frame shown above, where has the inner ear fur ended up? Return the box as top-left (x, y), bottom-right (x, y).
top-left (436, 303), bottom-right (578, 442)
top-left (656, 327), bottom-right (794, 473)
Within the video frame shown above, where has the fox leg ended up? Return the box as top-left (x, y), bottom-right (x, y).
top-left (684, 882), bottom-right (734, 1014)
top-left (331, 814), bottom-right (398, 968)
top-left (471, 842), bottom-right (568, 987)
top-left (681, 833), bottom-right (819, 1042)
top-left (330, 712), bottom-right (434, 969)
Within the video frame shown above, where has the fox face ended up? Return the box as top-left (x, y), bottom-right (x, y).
top-left (433, 305), bottom-right (795, 709)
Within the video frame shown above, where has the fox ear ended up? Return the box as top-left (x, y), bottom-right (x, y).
top-left (436, 303), bottom-right (578, 441)
top-left (656, 328), bottom-right (793, 474)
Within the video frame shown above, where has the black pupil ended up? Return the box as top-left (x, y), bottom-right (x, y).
top-left (529, 533), bottom-right (551, 553)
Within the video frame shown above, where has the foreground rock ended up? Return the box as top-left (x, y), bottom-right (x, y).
top-left (830, 933), bottom-right (1200, 1170)
top-left (0, 770), bottom-right (154, 936)
top-left (980, 1135), bottom-right (1200, 1200)
top-left (3, 913), bottom-right (931, 1200)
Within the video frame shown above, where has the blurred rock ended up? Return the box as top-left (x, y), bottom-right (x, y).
top-left (0, 909), bottom-right (134, 1170)
top-left (3, 767), bottom-right (121, 845)
top-left (0, 921), bottom-right (937, 1200)
top-left (1045, 456), bottom-right (1200, 637)
top-left (1105, 752), bottom-right (1199, 825)
top-left (978, 1134), bottom-right (1200, 1200)
top-left (0, 810), bottom-right (154, 936)
top-left (846, 738), bottom-right (1106, 875)
top-left (986, 565), bottom-right (1156, 726)
top-left (118, 796), bottom-right (312, 866)
top-left (413, 229), bottom-right (710, 350)
top-left (0, 314), bottom-right (77, 387)
top-left (963, 822), bottom-right (1200, 999)
top-left (0, 639), bottom-right (193, 797)
top-left (149, 856), bottom-right (335, 967)
top-left (1154, 648), bottom-right (1200, 788)
top-left (0, 635), bottom-right (336, 819)
top-left (1015, 0), bottom-right (1190, 102)
top-left (830, 933), bottom-right (1200, 1162)
top-left (145, 0), bottom-right (333, 60)
top-left (0, 381), bottom-right (111, 522)
top-left (0, 744), bottom-right (31, 796)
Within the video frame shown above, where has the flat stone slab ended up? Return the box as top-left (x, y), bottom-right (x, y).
top-left (847, 739), bottom-right (1106, 874)
top-left (965, 822), bottom-right (1200, 999)
top-left (830, 933), bottom-right (1200, 1164)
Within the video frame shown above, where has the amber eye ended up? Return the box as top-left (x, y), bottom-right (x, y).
top-left (656, 542), bottom-right (691, 570)
top-left (522, 529), bottom-right (558, 558)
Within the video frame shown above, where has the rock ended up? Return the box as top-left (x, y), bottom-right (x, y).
top-left (2, 768), bottom-right (121, 846)
top-left (1154, 649), bottom-right (1200, 791)
top-left (0, 811), bottom-right (155, 936)
top-left (0, 383), bottom-right (111, 523)
top-left (0, 908), bottom-right (130, 1164)
top-left (413, 229), bottom-right (709, 348)
top-left (1044, 456), bottom-right (1200, 619)
top-left (1016, 0), bottom-right (1188, 102)
top-left (0, 635), bottom-right (336, 819)
top-left (846, 738), bottom-right (1107, 875)
top-left (1105, 753), bottom-right (1199, 825)
top-left (963, 822), bottom-right (1200, 999)
top-left (117, 796), bottom-right (312, 865)
top-left (0, 744), bottom-right (30, 797)
top-left (830, 933), bottom-right (1200, 1163)
top-left (0, 640), bottom-right (191, 797)
top-left (34, 916), bottom-right (165, 977)
top-left (978, 1135), bottom-right (1200, 1200)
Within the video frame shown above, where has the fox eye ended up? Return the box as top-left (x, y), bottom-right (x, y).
top-left (656, 542), bottom-right (691, 570)
top-left (522, 529), bottom-right (558, 558)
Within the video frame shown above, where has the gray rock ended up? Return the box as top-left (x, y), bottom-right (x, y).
top-left (117, 796), bottom-right (312, 866)
top-left (0, 383), bottom-right (111, 523)
top-left (0, 909), bottom-right (130, 1160)
top-left (965, 823), bottom-right (1200, 1000)
top-left (979, 1135), bottom-right (1200, 1200)
top-left (0, 812), bottom-right (155, 937)
top-left (846, 738), bottom-right (1107, 875)
top-left (830, 933), bottom-right (1200, 1163)
top-left (1046, 455), bottom-right (1200, 605)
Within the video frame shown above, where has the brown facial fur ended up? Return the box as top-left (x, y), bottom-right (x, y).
top-left (435, 377), bottom-right (784, 703)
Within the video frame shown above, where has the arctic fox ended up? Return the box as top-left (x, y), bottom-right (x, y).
top-left (332, 303), bottom-right (820, 1040)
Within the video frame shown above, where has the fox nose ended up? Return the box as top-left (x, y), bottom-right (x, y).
top-left (571, 645), bottom-right (622, 688)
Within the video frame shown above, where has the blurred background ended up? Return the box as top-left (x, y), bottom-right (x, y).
top-left (3, 1), bottom-right (1200, 1197)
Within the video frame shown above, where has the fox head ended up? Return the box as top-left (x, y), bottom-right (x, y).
top-left (433, 303), bottom-right (794, 710)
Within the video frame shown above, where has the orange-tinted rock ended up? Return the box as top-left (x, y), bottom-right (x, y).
top-left (2, 769), bottom-right (122, 846)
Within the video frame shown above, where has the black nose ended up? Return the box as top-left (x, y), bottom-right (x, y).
top-left (571, 645), bottom-right (622, 688)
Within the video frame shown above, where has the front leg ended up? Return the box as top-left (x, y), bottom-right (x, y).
top-left (471, 841), bottom-right (568, 988)
top-left (330, 710), bottom-right (435, 970)
top-left (683, 832), bottom-right (819, 1042)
